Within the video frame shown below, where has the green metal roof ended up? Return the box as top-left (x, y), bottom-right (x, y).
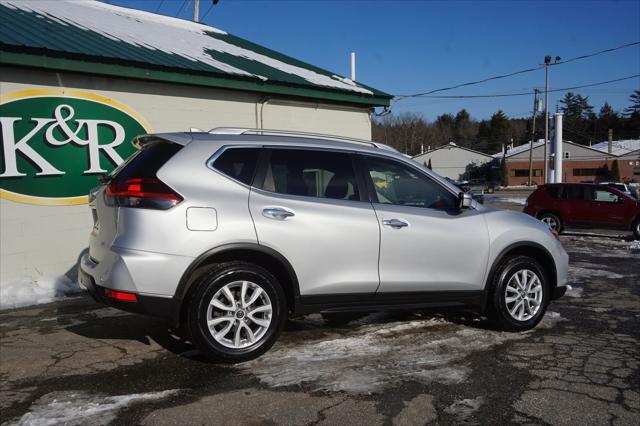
top-left (0, 1), bottom-right (391, 107)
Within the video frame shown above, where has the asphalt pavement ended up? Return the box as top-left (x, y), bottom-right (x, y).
top-left (1, 196), bottom-right (638, 425)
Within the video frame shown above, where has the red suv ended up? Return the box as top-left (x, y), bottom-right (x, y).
top-left (524, 183), bottom-right (640, 239)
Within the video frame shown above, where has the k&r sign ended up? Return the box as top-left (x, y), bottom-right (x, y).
top-left (0, 90), bottom-right (149, 205)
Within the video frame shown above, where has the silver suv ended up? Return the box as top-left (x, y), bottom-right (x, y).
top-left (80, 128), bottom-right (568, 362)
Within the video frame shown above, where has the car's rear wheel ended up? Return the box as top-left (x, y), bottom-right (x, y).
top-left (539, 212), bottom-right (562, 233)
top-left (489, 256), bottom-right (549, 331)
top-left (187, 261), bottom-right (286, 362)
top-left (633, 218), bottom-right (640, 240)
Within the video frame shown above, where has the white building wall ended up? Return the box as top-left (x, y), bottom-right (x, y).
top-left (413, 145), bottom-right (493, 180)
top-left (1, 66), bottom-right (372, 283)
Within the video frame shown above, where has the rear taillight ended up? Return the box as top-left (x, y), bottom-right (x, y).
top-left (104, 289), bottom-right (138, 302)
top-left (105, 177), bottom-right (182, 210)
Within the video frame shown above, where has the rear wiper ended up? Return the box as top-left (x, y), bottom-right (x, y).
top-left (97, 174), bottom-right (113, 184)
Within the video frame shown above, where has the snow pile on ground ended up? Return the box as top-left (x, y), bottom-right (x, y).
top-left (0, 275), bottom-right (81, 310)
top-left (564, 285), bottom-right (583, 298)
top-left (444, 397), bottom-right (484, 420)
top-left (13, 390), bottom-right (179, 426)
top-left (241, 313), bottom-right (561, 393)
top-left (484, 196), bottom-right (527, 205)
top-left (568, 261), bottom-right (627, 285)
top-left (629, 240), bottom-right (640, 253)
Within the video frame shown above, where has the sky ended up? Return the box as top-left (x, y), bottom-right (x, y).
top-left (107, 0), bottom-right (640, 121)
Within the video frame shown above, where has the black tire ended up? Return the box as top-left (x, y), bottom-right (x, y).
top-left (187, 261), bottom-right (286, 363)
top-left (539, 212), bottom-right (563, 233)
top-left (633, 218), bottom-right (640, 240)
top-left (489, 256), bottom-right (549, 332)
top-left (321, 312), bottom-right (366, 325)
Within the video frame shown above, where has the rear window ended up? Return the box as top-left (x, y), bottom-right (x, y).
top-left (112, 141), bottom-right (182, 182)
top-left (212, 148), bottom-right (260, 185)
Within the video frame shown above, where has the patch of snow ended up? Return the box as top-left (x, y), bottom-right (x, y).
top-left (564, 285), bottom-right (583, 298)
top-left (12, 389), bottom-right (180, 426)
top-left (444, 396), bottom-right (484, 420)
top-left (241, 315), bottom-right (560, 393)
top-left (484, 196), bottom-right (527, 205)
top-left (534, 311), bottom-right (567, 329)
top-left (0, 275), bottom-right (81, 310)
top-left (568, 262), bottom-right (627, 284)
top-left (590, 139), bottom-right (640, 156)
top-left (629, 240), bottom-right (640, 253)
top-left (2, 1), bottom-right (373, 94)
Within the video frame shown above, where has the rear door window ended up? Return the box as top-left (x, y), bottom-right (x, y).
top-left (212, 147), bottom-right (260, 185)
top-left (258, 149), bottom-right (360, 201)
top-left (562, 185), bottom-right (585, 200)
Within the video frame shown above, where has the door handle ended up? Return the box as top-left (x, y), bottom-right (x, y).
top-left (383, 218), bottom-right (409, 228)
top-left (262, 207), bottom-right (295, 220)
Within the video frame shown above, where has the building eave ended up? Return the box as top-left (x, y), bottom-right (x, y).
top-left (0, 49), bottom-right (392, 107)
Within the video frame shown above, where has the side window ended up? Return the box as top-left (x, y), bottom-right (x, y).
top-left (562, 185), bottom-right (584, 200)
top-left (260, 149), bottom-right (360, 201)
top-left (212, 148), bottom-right (260, 185)
top-left (364, 156), bottom-right (456, 210)
top-left (591, 189), bottom-right (620, 203)
top-left (547, 186), bottom-right (561, 199)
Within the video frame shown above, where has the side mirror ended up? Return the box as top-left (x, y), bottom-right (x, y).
top-left (458, 192), bottom-right (473, 210)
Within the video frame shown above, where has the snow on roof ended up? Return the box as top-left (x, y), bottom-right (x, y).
top-left (1, 0), bottom-right (377, 96)
top-left (590, 139), bottom-right (640, 156)
top-left (492, 140), bottom-right (546, 159)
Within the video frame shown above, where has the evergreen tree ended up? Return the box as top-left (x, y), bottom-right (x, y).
top-left (500, 157), bottom-right (508, 187)
top-left (610, 160), bottom-right (620, 182)
top-left (560, 92), bottom-right (594, 119)
top-left (623, 90), bottom-right (640, 116)
top-left (487, 110), bottom-right (512, 154)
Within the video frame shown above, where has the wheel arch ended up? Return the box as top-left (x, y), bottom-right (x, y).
top-left (175, 243), bottom-right (300, 324)
top-left (482, 242), bottom-right (558, 313)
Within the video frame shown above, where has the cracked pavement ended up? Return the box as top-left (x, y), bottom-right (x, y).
top-left (1, 202), bottom-right (638, 425)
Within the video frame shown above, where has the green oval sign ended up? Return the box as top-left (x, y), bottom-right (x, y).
top-left (0, 90), bottom-right (150, 205)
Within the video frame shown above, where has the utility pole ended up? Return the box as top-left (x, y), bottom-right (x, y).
top-left (528, 89), bottom-right (539, 186)
top-left (543, 55), bottom-right (551, 184)
top-left (194, 0), bottom-right (199, 22)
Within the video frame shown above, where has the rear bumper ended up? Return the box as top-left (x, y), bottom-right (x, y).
top-left (79, 254), bottom-right (181, 326)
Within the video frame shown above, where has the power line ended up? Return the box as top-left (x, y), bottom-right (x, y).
top-left (403, 74), bottom-right (640, 99)
top-left (395, 40), bottom-right (640, 100)
top-left (394, 65), bottom-right (545, 99)
top-left (551, 41), bottom-right (640, 67)
top-left (155, 0), bottom-right (165, 13)
top-left (175, 0), bottom-right (190, 17)
top-left (201, 1), bottom-right (216, 22)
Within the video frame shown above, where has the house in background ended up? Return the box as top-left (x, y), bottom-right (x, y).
top-left (412, 142), bottom-right (493, 180)
top-left (494, 139), bottom-right (640, 186)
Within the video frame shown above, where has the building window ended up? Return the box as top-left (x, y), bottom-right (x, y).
top-left (634, 166), bottom-right (640, 176)
top-left (510, 169), bottom-right (541, 177)
top-left (573, 168), bottom-right (605, 177)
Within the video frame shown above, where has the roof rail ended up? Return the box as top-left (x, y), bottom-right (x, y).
top-left (208, 127), bottom-right (383, 149)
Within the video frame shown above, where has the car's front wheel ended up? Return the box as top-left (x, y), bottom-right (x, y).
top-left (490, 256), bottom-right (549, 331)
top-left (187, 261), bottom-right (286, 362)
top-left (633, 218), bottom-right (640, 240)
top-left (539, 212), bottom-right (562, 233)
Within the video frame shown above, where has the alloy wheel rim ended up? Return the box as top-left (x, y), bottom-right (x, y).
top-left (542, 216), bottom-right (558, 230)
top-left (504, 269), bottom-right (543, 322)
top-left (206, 280), bottom-right (272, 349)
